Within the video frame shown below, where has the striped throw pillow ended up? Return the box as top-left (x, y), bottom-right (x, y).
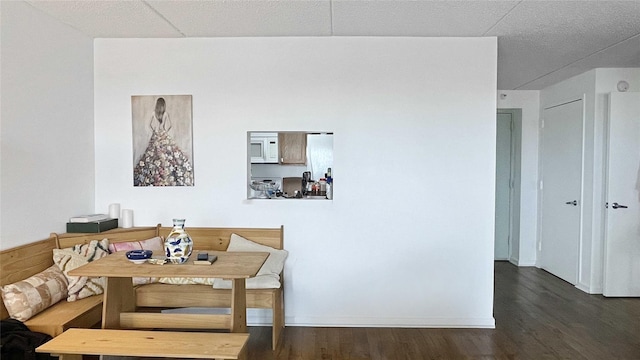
top-left (53, 238), bottom-right (109, 302)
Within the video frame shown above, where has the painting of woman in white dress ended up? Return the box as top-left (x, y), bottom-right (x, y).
top-left (131, 95), bottom-right (194, 186)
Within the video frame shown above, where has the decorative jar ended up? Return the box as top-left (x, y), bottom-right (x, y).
top-left (164, 218), bottom-right (193, 264)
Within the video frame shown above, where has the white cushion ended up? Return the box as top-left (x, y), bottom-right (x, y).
top-left (158, 277), bottom-right (214, 285)
top-left (211, 234), bottom-right (287, 289)
top-left (227, 233), bottom-right (287, 278)
top-left (212, 274), bottom-right (281, 289)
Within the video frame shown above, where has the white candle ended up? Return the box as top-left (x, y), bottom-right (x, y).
top-left (121, 209), bottom-right (133, 228)
top-left (109, 203), bottom-right (120, 219)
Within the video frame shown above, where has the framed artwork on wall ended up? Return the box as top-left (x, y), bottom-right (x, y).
top-left (131, 95), bottom-right (194, 186)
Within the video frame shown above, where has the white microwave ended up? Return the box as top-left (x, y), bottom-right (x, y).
top-left (250, 133), bottom-right (278, 163)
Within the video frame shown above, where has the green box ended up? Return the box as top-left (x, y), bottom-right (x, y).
top-left (66, 218), bottom-right (118, 233)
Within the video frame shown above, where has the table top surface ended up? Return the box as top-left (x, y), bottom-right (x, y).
top-left (68, 250), bottom-right (268, 279)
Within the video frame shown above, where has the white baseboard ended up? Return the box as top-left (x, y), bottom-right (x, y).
top-left (513, 259), bottom-right (536, 267)
top-left (160, 308), bottom-right (496, 328)
top-left (575, 282), bottom-right (591, 293)
top-left (575, 282), bottom-right (603, 295)
top-left (285, 316), bottom-right (495, 329)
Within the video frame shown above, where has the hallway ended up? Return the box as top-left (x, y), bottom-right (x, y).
top-left (245, 261), bottom-right (640, 359)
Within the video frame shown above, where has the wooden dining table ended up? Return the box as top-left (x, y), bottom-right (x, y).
top-left (68, 250), bottom-right (269, 334)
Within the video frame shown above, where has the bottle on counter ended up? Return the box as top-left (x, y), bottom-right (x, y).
top-left (302, 171), bottom-right (311, 196)
top-left (325, 168), bottom-right (333, 200)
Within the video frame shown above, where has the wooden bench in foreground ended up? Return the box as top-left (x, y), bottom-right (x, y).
top-left (36, 328), bottom-right (249, 360)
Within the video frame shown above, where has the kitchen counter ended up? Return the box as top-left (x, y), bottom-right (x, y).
top-left (249, 195), bottom-right (330, 200)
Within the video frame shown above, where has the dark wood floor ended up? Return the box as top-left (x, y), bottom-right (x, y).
top-left (245, 261), bottom-right (640, 359)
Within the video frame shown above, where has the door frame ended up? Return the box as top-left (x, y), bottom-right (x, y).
top-left (496, 109), bottom-right (522, 265)
top-left (602, 92), bottom-right (640, 296)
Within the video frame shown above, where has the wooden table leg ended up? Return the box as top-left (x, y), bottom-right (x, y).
top-left (230, 278), bottom-right (248, 360)
top-left (59, 355), bottom-right (82, 360)
top-left (230, 278), bottom-right (247, 333)
top-left (102, 277), bottom-right (135, 329)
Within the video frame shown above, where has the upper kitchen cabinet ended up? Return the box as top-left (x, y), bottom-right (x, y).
top-left (279, 132), bottom-right (307, 165)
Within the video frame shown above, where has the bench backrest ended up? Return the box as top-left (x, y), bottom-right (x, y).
top-left (54, 226), bottom-right (162, 249)
top-left (161, 226), bottom-right (284, 251)
top-left (54, 225), bottom-right (284, 251)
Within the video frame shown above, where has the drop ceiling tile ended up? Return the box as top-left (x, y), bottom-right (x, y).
top-left (488, 0), bottom-right (640, 39)
top-left (514, 35), bottom-right (640, 90)
top-left (148, 0), bottom-right (332, 37)
top-left (25, 0), bottom-right (183, 38)
top-left (490, 0), bottom-right (640, 89)
top-left (332, 0), bottom-right (520, 36)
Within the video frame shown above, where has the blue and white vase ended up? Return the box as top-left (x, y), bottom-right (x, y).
top-left (164, 218), bottom-right (193, 264)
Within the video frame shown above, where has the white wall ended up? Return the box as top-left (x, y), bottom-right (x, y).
top-left (94, 37), bottom-right (498, 327)
top-left (497, 91), bottom-right (540, 266)
top-left (0, 1), bottom-right (94, 249)
top-left (540, 68), bottom-right (640, 293)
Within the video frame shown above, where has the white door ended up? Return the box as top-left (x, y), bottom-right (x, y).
top-left (603, 92), bottom-right (640, 297)
top-left (540, 100), bottom-right (583, 285)
top-left (495, 113), bottom-right (512, 260)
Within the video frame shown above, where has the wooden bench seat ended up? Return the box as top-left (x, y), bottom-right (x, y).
top-left (36, 328), bottom-right (249, 360)
top-left (24, 295), bottom-right (103, 337)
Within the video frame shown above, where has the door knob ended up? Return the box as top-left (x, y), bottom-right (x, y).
top-left (611, 202), bottom-right (628, 209)
top-left (565, 200), bottom-right (578, 206)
